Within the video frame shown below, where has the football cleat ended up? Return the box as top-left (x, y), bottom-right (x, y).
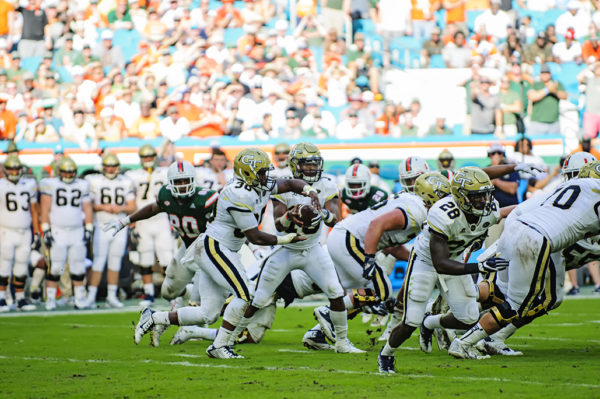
top-left (313, 306), bottom-right (336, 342)
top-left (45, 298), bottom-right (57, 311)
top-left (206, 344), bottom-right (244, 359)
top-left (419, 313), bottom-right (434, 353)
top-left (134, 308), bottom-right (155, 345)
top-left (0, 298), bottom-right (9, 312)
top-left (16, 299), bottom-right (36, 311)
top-left (30, 290), bottom-right (42, 303)
top-left (150, 324), bottom-right (169, 347)
top-left (434, 328), bottom-right (452, 351)
top-left (377, 347), bottom-right (396, 374)
top-left (106, 296), bottom-right (124, 308)
top-left (370, 314), bottom-right (389, 327)
top-left (448, 339), bottom-right (490, 360)
top-left (74, 298), bottom-right (89, 310)
top-left (595, 286), bottom-right (600, 294)
top-left (476, 337), bottom-right (523, 356)
top-left (170, 326), bottom-right (196, 345)
top-left (86, 300), bottom-right (98, 309)
top-left (335, 339), bottom-right (366, 353)
top-left (302, 328), bottom-right (334, 351)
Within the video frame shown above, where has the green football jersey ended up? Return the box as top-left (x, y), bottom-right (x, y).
top-left (157, 186), bottom-right (218, 247)
top-left (341, 185), bottom-right (389, 214)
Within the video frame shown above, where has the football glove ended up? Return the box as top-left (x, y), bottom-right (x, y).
top-left (42, 228), bottom-right (53, 248)
top-left (361, 302), bottom-right (388, 316)
top-left (362, 254), bottom-right (382, 280)
top-left (31, 233), bottom-right (42, 251)
top-left (84, 224), bottom-right (94, 247)
top-left (514, 163), bottom-right (544, 176)
top-left (103, 216), bottom-right (130, 237)
top-left (478, 256), bottom-right (509, 273)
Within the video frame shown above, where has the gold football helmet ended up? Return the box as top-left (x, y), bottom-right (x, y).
top-left (289, 142), bottom-right (323, 183)
top-left (233, 147), bottom-right (275, 190)
top-left (451, 167), bottom-right (494, 216)
top-left (437, 149), bottom-right (455, 171)
top-left (577, 161), bottom-right (600, 179)
top-left (58, 156), bottom-right (77, 184)
top-left (274, 142), bottom-right (291, 168)
top-left (102, 152), bottom-right (120, 179)
top-left (139, 144), bottom-right (157, 169)
top-left (413, 172), bottom-right (451, 209)
top-left (3, 154), bottom-right (23, 183)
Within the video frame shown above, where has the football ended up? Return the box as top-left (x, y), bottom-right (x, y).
top-left (295, 204), bottom-right (321, 227)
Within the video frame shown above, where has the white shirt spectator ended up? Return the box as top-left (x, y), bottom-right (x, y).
top-left (555, 4), bottom-right (591, 40)
top-left (258, 97), bottom-right (288, 134)
top-left (114, 99), bottom-right (141, 129)
top-left (552, 41), bottom-right (582, 63)
top-left (237, 95), bottom-right (264, 129)
top-left (206, 44), bottom-right (229, 65)
top-left (326, 74), bottom-right (351, 108)
top-left (376, 0), bottom-right (411, 34)
top-left (336, 118), bottom-right (368, 139)
top-left (238, 126), bottom-right (270, 141)
top-left (525, 0), bottom-right (556, 12)
top-left (159, 115), bottom-right (191, 142)
top-left (473, 9), bottom-right (510, 40)
top-left (301, 110), bottom-right (337, 135)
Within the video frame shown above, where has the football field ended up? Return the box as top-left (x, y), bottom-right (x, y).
top-left (1, 297), bottom-right (599, 399)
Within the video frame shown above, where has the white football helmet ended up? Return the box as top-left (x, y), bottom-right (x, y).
top-left (561, 151), bottom-right (597, 181)
top-left (399, 156), bottom-right (430, 192)
top-left (167, 160), bottom-right (196, 198)
top-left (344, 164), bottom-right (371, 199)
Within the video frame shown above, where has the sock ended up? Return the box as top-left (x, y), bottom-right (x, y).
top-left (459, 323), bottom-right (489, 345)
top-left (31, 268), bottom-right (45, 290)
top-left (107, 284), bottom-right (118, 299)
top-left (423, 314), bottom-right (443, 330)
top-left (177, 306), bottom-right (206, 325)
top-left (0, 290), bottom-right (5, 300)
top-left (184, 326), bottom-right (218, 341)
top-left (143, 283), bottom-right (155, 297)
top-left (213, 327), bottom-right (234, 347)
top-left (152, 311), bottom-right (170, 325)
top-left (87, 286), bottom-right (98, 301)
top-left (47, 287), bottom-right (57, 301)
top-left (490, 323), bottom-right (517, 343)
top-left (15, 291), bottom-right (25, 301)
top-left (343, 294), bottom-right (354, 310)
top-left (381, 342), bottom-right (398, 356)
top-left (74, 285), bottom-right (86, 301)
top-left (230, 315), bottom-right (253, 345)
top-left (329, 309), bottom-right (348, 343)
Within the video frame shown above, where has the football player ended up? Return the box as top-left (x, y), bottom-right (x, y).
top-left (449, 161), bottom-right (600, 359)
top-left (195, 148), bottom-right (233, 190)
top-left (378, 167), bottom-right (513, 372)
top-left (398, 156), bottom-right (430, 192)
top-left (340, 164), bottom-right (388, 215)
top-left (437, 149), bottom-right (455, 174)
top-left (40, 157), bottom-right (93, 310)
top-left (0, 155), bottom-right (39, 311)
top-left (85, 153), bottom-right (136, 308)
top-left (225, 143), bottom-right (364, 355)
top-left (261, 142), bottom-right (292, 235)
top-left (133, 148), bottom-right (320, 358)
top-left (106, 160), bottom-right (218, 346)
top-left (125, 144), bottom-right (171, 305)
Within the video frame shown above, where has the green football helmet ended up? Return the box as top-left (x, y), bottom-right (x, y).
top-left (58, 156), bottom-right (77, 184)
top-left (233, 147), bottom-right (275, 191)
top-left (413, 171), bottom-right (451, 209)
top-left (139, 144), bottom-right (157, 169)
top-left (102, 152), bottom-right (120, 179)
top-left (289, 142), bottom-right (323, 183)
top-left (577, 161), bottom-right (600, 179)
top-left (451, 167), bottom-right (494, 216)
top-left (3, 154), bottom-right (23, 183)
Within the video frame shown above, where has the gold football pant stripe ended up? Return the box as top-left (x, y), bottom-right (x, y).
top-left (400, 250), bottom-right (417, 326)
top-left (345, 231), bottom-right (389, 300)
top-left (518, 236), bottom-right (551, 318)
top-left (205, 236), bottom-right (250, 302)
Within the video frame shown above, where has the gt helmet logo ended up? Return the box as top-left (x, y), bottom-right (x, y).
top-left (240, 154), bottom-right (260, 169)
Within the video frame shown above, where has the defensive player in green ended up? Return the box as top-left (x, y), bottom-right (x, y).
top-left (341, 163), bottom-right (388, 214)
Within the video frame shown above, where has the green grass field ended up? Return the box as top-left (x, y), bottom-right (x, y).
top-left (1, 297), bottom-right (599, 399)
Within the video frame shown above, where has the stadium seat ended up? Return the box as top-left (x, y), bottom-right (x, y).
top-left (54, 66), bottom-right (73, 83)
top-left (20, 56), bottom-right (42, 74)
top-left (113, 29), bottom-right (141, 62)
top-left (429, 54), bottom-right (445, 68)
top-left (466, 10), bottom-right (485, 33)
top-left (326, 165), bottom-right (346, 176)
top-left (224, 28), bottom-right (245, 47)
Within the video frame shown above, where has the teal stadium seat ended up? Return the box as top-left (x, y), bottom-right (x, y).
top-left (466, 10), bottom-right (485, 33)
top-left (112, 29), bottom-right (141, 62)
top-left (429, 53), bottom-right (445, 68)
top-left (20, 56), bottom-right (42, 73)
top-left (224, 28), bottom-right (245, 47)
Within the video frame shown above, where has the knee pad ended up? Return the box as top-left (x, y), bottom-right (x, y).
top-left (274, 273), bottom-right (300, 308)
top-left (480, 279), bottom-right (507, 310)
top-left (0, 275), bottom-right (8, 286)
top-left (490, 301), bottom-right (518, 327)
top-left (70, 273), bottom-right (85, 282)
top-left (13, 275), bottom-right (27, 289)
top-left (454, 300), bottom-right (480, 326)
top-left (47, 274), bottom-right (61, 282)
top-left (140, 266), bottom-right (153, 275)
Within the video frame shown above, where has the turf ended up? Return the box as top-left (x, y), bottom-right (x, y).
top-left (1, 297), bottom-right (599, 399)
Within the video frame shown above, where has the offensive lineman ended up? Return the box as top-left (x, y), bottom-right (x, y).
top-left (41, 157), bottom-right (93, 310)
top-left (125, 144), bottom-right (171, 305)
top-left (85, 153), bottom-right (136, 308)
top-left (0, 155), bottom-right (39, 311)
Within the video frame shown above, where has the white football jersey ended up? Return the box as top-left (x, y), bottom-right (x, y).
top-left (195, 167), bottom-right (234, 191)
top-left (271, 167), bottom-right (293, 179)
top-left (40, 177), bottom-right (91, 228)
top-left (86, 173), bottom-right (136, 223)
top-left (414, 195), bottom-right (501, 264)
top-left (517, 178), bottom-right (600, 251)
top-left (562, 235), bottom-right (600, 270)
top-left (0, 177), bottom-right (37, 229)
top-left (272, 174), bottom-right (339, 250)
top-left (125, 167), bottom-right (168, 209)
top-left (206, 178), bottom-right (276, 252)
top-left (338, 191), bottom-right (427, 251)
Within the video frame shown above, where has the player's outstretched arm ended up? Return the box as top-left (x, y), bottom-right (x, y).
top-left (275, 178), bottom-right (321, 212)
top-left (483, 163), bottom-right (543, 179)
top-left (103, 202), bottom-right (161, 236)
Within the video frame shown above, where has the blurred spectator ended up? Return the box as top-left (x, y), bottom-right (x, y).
top-left (114, 89), bottom-right (141, 129)
top-left (473, 0), bottom-right (509, 41)
top-left (442, 30), bottom-right (472, 68)
top-left (301, 110), bottom-right (329, 138)
top-left (511, 136), bottom-right (548, 180)
top-left (0, 96), bottom-right (16, 140)
top-left (322, 0), bottom-right (350, 37)
top-left (581, 34), bottom-right (600, 64)
top-left (239, 122), bottom-right (269, 141)
top-left (294, 14), bottom-right (327, 47)
top-left (157, 139), bottom-right (178, 167)
top-left (23, 118), bottom-right (59, 142)
top-left (340, 91), bottom-right (374, 132)
top-left (522, 32), bottom-right (554, 65)
top-left (302, 101), bottom-right (336, 135)
top-left (527, 64), bottom-right (567, 135)
top-left (95, 30), bottom-right (125, 70)
top-left (580, 62), bottom-right (600, 138)
top-left (469, 75), bottom-right (501, 135)
top-left (368, 161), bottom-right (391, 194)
top-left (40, 101), bottom-right (62, 134)
top-left (262, 113), bottom-right (275, 136)
top-left (95, 107), bottom-right (127, 142)
top-left (400, 113), bottom-right (419, 136)
top-left (427, 117), bottom-right (453, 135)
top-left (421, 26), bottom-right (444, 67)
top-left (159, 105), bottom-right (191, 142)
top-left (517, 15), bottom-right (535, 44)
top-left (499, 32), bottom-right (522, 64)
top-left (61, 109), bottom-right (96, 150)
top-left (53, 34), bottom-right (84, 67)
top-left (215, 0), bottom-right (244, 29)
top-left (107, 0), bottom-right (134, 31)
top-left (336, 110), bottom-right (367, 139)
top-left (17, 0), bottom-right (51, 59)
top-left (552, 28), bottom-right (582, 64)
top-left (545, 24), bottom-right (558, 46)
top-left (130, 101), bottom-right (161, 139)
top-left (443, 0), bottom-right (467, 34)
top-left (279, 108), bottom-right (302, 139)
top-left (506, 62), bottom-right (532, 118)
top-left (370, 0), bottom-right (412, 67)
top-left (347, 32), bottom-right (379, 94)
top-left (237, 79), bottom-right (264, 130)
top-left (411, 0), bottom-right (439, 41)
top-left (555, 1), bottom-right (590, 40)
top-left (375, 101), bottom-right (402, 135)
top-left (498, 75), bottom-right (522, 137)
top-left (320, 61), bottom-right (351, 107)
top-left (570, 136), bottom-right (600, 158)
top-left (0, 0), bottom-right (14, 40)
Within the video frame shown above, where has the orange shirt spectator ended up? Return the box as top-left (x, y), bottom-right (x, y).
top-left (189, 109), bottom-right (226, 138)
top-left (0, 0), bottom-right (14, 36)
top-left (582, 38), bottom-right (600, 64)
top-left (444, 0), bottom-right (466, 24)
top-left (130, 102), bottom-right (161, 138)
top-left (411, 0), bottom-right (438, 21)
top-left (0, 98), bottom-right (16, 139)
top-left (375, 113), bottom-right (400, 135)
top-left (571, 142), bottom-right (600, 159)
top-left (466, 0), bottom-right (489, 9)
top-left (144, 9), bottom-right (168, 41)
top-left (215, 1), bottom-right (244, 28)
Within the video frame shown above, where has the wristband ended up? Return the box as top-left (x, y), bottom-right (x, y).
top-left (122, 215), bottom-right (131, 226)
top-left (278, 213), bottom-right (291, 228)
top-left (85, 223), bottom-right (94, 231)
top-left (276, 233), bottom-right (297, 245)
top-left (464, 263), bottom-right (479, 274)
top-left (302, 185), bottom-right (318, 196)
top-left (321, 209), bottom-right (335, 224)
top-left (41, 223), bottom-right (50, 232)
